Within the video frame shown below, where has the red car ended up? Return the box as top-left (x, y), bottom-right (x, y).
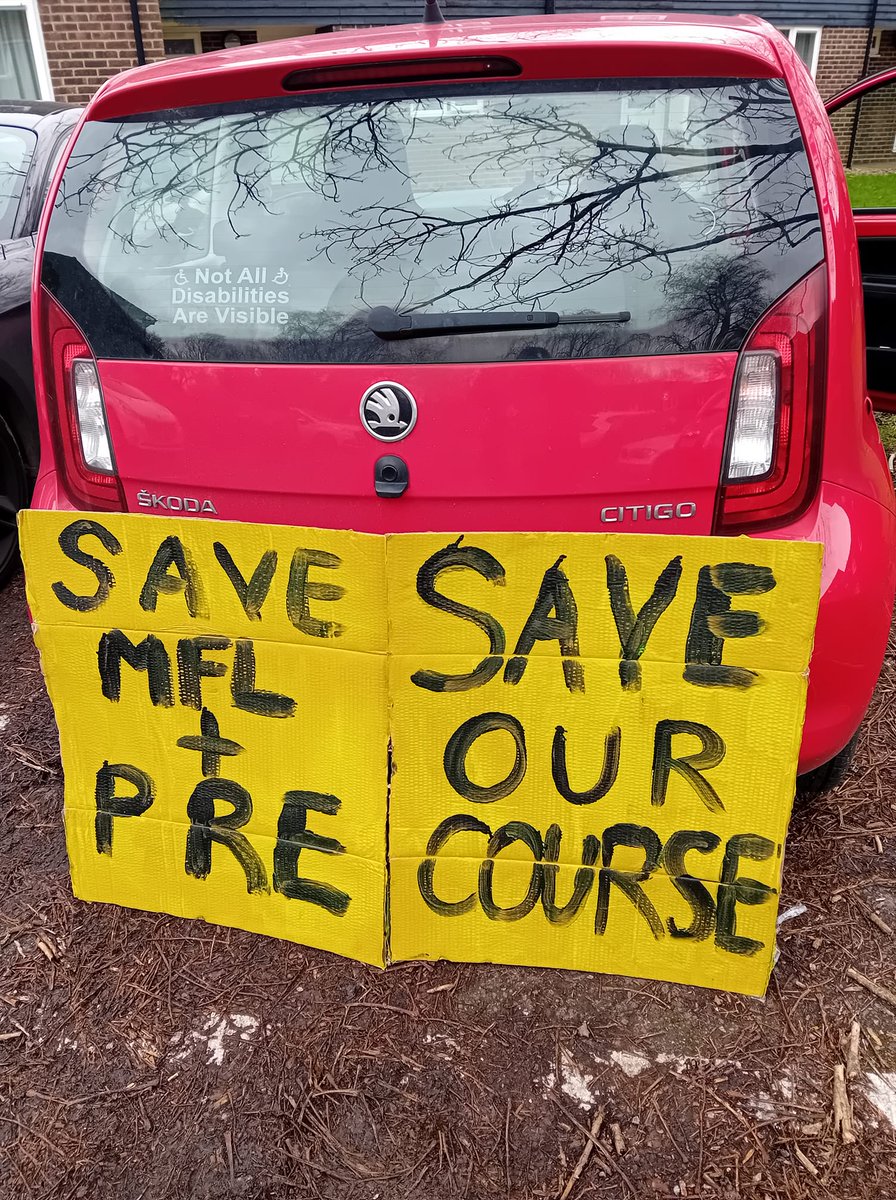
top-left (27, 14), bottom-right (896, 793)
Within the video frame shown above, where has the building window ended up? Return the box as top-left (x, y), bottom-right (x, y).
top-left (781, 27), bottom-right (822, 78)
top-left (164, 38), bottom-right (197, 57)
top-left (870, 28), bottom-right (882, 58)
top-left (200, 30), bottom-right (258, 53)
top-left (0, 1), bottom-right (52, 99)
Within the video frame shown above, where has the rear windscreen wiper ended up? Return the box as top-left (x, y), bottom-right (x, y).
top-left (367, 305), bottom-right (631, 340)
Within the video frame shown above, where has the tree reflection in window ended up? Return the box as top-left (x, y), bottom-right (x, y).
top-left (46, 80), bottom-right (822, 363)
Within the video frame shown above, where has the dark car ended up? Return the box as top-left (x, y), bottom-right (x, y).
top-left (0, 100), bottom-right (80, 583)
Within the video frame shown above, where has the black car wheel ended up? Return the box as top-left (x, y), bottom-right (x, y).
top-left (796, 731), bottom-right (859, 798)
top-left (0, 412), bottom-right (28, 586)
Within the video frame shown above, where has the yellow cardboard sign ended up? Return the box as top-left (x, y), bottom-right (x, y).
top-left (19, 511), bottom-right (823, 994)
top-left (20, 512), bottom-right (389, 966)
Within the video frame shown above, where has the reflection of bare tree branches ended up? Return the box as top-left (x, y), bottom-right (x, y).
top-left (47, 80), bottom-right (824, 363)
top-left (661, 256), bottom-right (771, 352)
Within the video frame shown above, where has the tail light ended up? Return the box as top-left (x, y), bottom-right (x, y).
top-left (282, 56), bottom-right (521, 91)
top-left (716, 265), bottom-right (827, 532)
top-left (40, 288), bottom-right (123, 510)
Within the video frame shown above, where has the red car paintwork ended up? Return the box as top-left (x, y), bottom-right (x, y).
top-left (92, 356), bottom-right (729, 534)
top-left (29, 14), bottom-right (896, 776)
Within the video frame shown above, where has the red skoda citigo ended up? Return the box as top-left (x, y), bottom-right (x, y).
top-left (28, 14), bottom-right (896, 791)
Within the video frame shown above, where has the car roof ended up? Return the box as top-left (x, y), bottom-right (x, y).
top-left (0, 100), bottom-right (80, 129)
top-left (91, 13), bottom-right (786, 115)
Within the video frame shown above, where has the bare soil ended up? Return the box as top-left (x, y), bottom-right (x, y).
top-left (1, 570), bottom-right (895, 1199)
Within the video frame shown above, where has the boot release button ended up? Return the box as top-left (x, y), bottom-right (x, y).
top-left (374, 454), bottom-right (408, 498)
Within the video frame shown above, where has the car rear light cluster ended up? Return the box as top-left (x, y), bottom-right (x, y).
top-left (41, 289), bottom-right (122, 510)
top-left (716, 264), bottom-right (827, 533)
top-left (69, 356), bottom-right (113, 474)
top-left (725, 350), bottom-right (778, 480)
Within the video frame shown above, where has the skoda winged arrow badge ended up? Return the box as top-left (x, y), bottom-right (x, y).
top-left (360, 382), bottom-right (417, 442)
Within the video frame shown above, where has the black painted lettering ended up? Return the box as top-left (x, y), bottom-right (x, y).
top-left (177, 636), bottom-right (231, 710)
top-left (273, 791), bottom-right (350, 915)
top-left (286, 548), bottom-right (345, 638)
top-left (478, 821), bottom-right (543, 922)
top-left (595, 823), bottom-right (664, 939)
top-left (541, 823), bottom-right (599, 925)
top-left (214, 542), bottom-right (277, 621)
top-left (177, 708), bottom-right (243, 777)
top-left (715, 833), bottom-right (776, 956)
top-left (98, 629), bottom-right (173, 707)
top-left (551, 725), bottom-right (621, 805)
top-left (411, 540), bottom-right (507, 693)
top-left (95, 761), bottom-right (154, 854)
top-left (684, 563), bottom-right (775, 689)
top-left (418, 814), bottom-right (492, 917)
top-left (443, 712), bottom-right (526, 804)
top-left (185, 778), bottom-right (268, 893)
top-left (231, 639), bottom-right (296, 718)
top-left (605, 554), bottom-right (682, 690)
top-left (504, 557), bottom-right (583, 693)
top-left (651, 719), bottom-right (726, 813)
top-left (661, 829), bottom-right (721, 940)
top-left (139, 536), bottom-right (208, 618)
top-left (52, 520), bottom-right (121, 613)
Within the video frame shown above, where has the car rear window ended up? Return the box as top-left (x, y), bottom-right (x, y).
top-left (43, 78), bottom-right (823, 364)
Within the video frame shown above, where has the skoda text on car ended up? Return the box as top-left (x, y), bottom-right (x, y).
top-left (28, 15), bottom-right (896, 791)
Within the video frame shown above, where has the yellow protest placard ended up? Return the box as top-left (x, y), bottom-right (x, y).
top-left (387, 532), bottom-right (822, 996)
top-left (19, 512), bottom-right (822, 994)
top-left (20, 511), bottom-right (389, 966)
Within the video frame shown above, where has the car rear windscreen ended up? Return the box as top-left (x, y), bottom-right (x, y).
top-left (43, 78), bottom-right (823, 364)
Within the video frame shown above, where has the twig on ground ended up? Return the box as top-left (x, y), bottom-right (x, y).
top-left (847, 967), bottom-right (896, 1010)
top-left (504, 1097), bottom-right (511, 1197)
top-left (5, 743), bottom-right (54, 773)
top-left (610, 1122), bottom-right (626, 1155)
top-left (650, 1094), bottom-right (687, 1162)
top-left (558, 1106), bottom-right (605, 1200)
top-left (224, 1129), bottom-right (236, 1185)
top-left (833, 1064), bottom-right (857, 1145)
top-left (846, 1021), bottom-right (861, 1079)
top-left (794, 1146), bottom-right (819, 1176)
top-left (25, 1079), bottom-right (159, 1107)
top-left (859, 900), bottom-right (894, 936)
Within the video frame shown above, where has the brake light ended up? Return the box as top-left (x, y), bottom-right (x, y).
top-left (716, 265), bottom-right (827, 532)
top-left (282, 56), bottom-right (521, 92)
top-left (40, 288), bottom-right (122, 510)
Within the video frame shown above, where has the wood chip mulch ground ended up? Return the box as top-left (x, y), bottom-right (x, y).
top-left (1, 571), bottom-right (895, 1199)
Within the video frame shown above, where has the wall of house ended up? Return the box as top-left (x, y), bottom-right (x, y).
top-left (815, 27), bottom-right (871, 159)
top-left (816, 27), bottom-right (896, 165)
top-left (850, 28), bottom-right (896, 164)
top-left (42, 0), bottom-right (166, 104)
top-left (160, 0), bottom-right (896, 26)
top-left (161, 21), bottom-right (316, 54)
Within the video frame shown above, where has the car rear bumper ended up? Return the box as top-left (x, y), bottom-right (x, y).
top-left (760, 479), bottom-right (896, 775)
top-left (30, 471), bottom-right (895, 777)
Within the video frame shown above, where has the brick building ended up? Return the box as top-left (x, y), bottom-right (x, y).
top-left (2, 0), bottom-right (895, 164)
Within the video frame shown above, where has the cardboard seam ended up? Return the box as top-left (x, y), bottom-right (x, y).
top-left (387, 851), bottom-right (784, 885)
top-left (32, 617), bottom-right (813, 678)
top-left (63, 808), bottom-right (384, 863)
top-left (32, 618), bottom-right (389, 658)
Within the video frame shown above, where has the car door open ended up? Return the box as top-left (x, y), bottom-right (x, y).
top-left (826, 66), bottom-right (896, 412)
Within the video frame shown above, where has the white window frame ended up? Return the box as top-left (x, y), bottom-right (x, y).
top-left (781, 27), bottom-right (822, 79)
top-left (870, 28), bottom-right (882, 58)
top-left (0, 0), bottom-right (53, 100)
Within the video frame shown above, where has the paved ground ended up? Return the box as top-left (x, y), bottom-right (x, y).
top-left (1, 569), bottom-right (896, 1199)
